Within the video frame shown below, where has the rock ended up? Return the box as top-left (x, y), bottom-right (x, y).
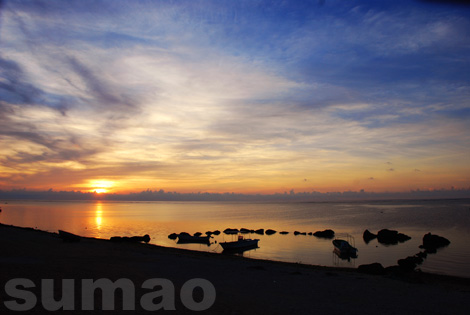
top-left (397, 233), bottom-right (412, 242)
top-left (377, 229), bottom-right (411, 245)
top-left (111, 234), bottom-right (150, 243)
top-left (416, 251), bottom-right (427, 259)
top-left (224, 228), bottom-right (239, 235)
top-left (421, 233), bottom-right (450, 252)
top-left (193, 232), bottom-right (202, 237)
top-left (240, 228), bottom-right (251, 234)
top-left (363, 229), bottom-right (377, 243)
top-left (358, 263), bottom-right (385, 275)
top-left (313, 229), bottom-right (335, 239)
top-left (131, 234), bottom-right (151, 243)
top-left (397, 252), bottom-right (426, 272)
top-left (397, 257), bottom-right (418, 272)
top-left (110, 236), bottom-right (122, 242)
top-left (279, 231), bottom-right (289, 235)
top-left (308, 232), bottom-right (313, 236)
top-left (254, 229), bottom-right (264, 235)
top-left (265, 229), bottom-right (276, 235)
top-left (168, 233), bottom-right (178, 240)
top-left (212, 230), bottom-right (221, 235)
top-left (205, 231), bottom-right (213, 236)
top-left (58, 230), bottom-right (81, 242)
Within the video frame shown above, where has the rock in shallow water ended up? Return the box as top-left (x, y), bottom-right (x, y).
top-left (420, 233), bottom-right (450, 253)
top-left (313, 229), bottom-right (335, 239)
top-left (377, 229), bottom-right (411, 245)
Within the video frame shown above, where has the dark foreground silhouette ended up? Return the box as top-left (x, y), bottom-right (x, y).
top-left (0, 223), bottom-right (469, 314)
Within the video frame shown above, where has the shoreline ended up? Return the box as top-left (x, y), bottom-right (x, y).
top-left (1, 223), bottom-right (470, 314)
top-left (2, 222), bottom-right (469, 282)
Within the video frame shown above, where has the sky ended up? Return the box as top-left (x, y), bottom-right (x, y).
top-left (0, 0), bottom-right (469, 195)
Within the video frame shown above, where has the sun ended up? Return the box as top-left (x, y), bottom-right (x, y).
top-left (88, 180), bottom-right (114, 194)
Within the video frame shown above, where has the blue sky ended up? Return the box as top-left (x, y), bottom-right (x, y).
top-left (0, 0), bottom-right (469, 194)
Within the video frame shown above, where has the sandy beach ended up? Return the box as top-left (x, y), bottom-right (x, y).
top-left (1, 223), bottom-right (469, 314)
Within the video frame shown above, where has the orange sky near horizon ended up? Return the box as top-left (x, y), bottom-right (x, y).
top-left (0, 1), bottom-right (469, 196)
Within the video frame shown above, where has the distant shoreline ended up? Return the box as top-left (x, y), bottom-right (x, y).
top-left (1, 196), bottom-right (470, 204)
top-left (1, 188), bottom-right (469, 202)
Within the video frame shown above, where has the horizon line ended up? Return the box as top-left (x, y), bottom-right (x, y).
top-left (1, 187), bottom-right (469, 202)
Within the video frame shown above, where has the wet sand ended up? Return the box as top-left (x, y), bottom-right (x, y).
top-left (1, 223), bottom-right (469, 314)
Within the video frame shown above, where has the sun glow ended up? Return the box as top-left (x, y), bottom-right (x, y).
top-left (88, 180), bottom-right (115, 193)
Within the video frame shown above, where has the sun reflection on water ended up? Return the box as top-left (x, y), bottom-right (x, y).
top-left (95, 202), bottom-right (103, 231)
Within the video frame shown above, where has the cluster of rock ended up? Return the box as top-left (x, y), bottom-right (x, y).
top-left (168, 230), bottom-right (221, 240)
top-left (224, 228), bottom-right (271, 235)
top-left (398, 233), bottom-right (452, 271)
top-left (292, 229), bottom-right (335, 238)
top-left (363, 229), bottom-right (411, 244)
top-left (168, 228), bottom-right (335, 239)
top-left (358, 232), bottom-right (451, 275)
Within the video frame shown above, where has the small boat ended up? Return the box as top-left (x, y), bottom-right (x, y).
top-left (177, 233), bottom-right (211, 244)
top-left (58, 230), bottom-right (81, 242)
top-left (221, 235), bottom-right (259, 251)
top-left (332, 239), bottom-right (358, 258)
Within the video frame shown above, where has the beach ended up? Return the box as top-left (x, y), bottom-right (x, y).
top-left (0, 223), bottom-right (469, 314)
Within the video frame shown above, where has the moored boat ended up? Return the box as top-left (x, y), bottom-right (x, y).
top-left (332, 239), bottom-right (358, 258)
top-left (220, 235), bottom-right (259, 250)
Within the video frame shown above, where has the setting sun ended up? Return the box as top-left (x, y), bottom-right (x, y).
top-left (88, 180), bottom-right (114, 194)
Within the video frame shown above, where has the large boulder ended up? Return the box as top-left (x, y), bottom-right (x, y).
top-left (265, 229), bottom-right (277, 235)
top-left (131, 234), bottom-right (151, 243)
top-left (421, 233), bottom-right (450, 253)
top-left (313, 229), bottom-right (335, 239)
top-left (358, 263), bottom-right (385, 275)
top-left (224, 228), bottom-right (239, 235)
top-left (168, 233), bottom-right (178, 240)
top-left (377, 229), bottom-right (411, 245)
top-left (397, 254), bottom-right (424, 272)
top-left (363, 229), bottom-right (377, 243)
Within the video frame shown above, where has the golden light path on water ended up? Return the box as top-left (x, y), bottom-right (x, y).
top-left (95, 202), bottom-right (103, 232)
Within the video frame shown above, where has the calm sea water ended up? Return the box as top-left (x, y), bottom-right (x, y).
top-left (1, 199), bottom-right (469, 278)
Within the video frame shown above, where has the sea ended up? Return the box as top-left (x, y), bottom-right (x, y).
top-left (1, 199), bottom-right (469, 278)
